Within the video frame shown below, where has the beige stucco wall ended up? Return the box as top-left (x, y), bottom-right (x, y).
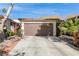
top-left (0, 20), bottom-right (2, 31)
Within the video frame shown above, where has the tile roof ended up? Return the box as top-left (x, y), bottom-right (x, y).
top-left (19, 16), bottom-right (60, 22)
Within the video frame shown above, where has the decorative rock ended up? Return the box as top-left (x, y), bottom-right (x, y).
top-left (0, 36), bottom-right (21, 56)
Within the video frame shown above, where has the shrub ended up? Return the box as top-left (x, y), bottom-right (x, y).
top-left (6, 31), bottom-right (15, 37)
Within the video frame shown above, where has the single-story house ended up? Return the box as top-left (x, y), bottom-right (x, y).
top-left (0, 15), bottom-right (21, 33)
top-left (19, 16), bottom-right (60, 36)
top-left (0, 15), bottom-right (4, 31)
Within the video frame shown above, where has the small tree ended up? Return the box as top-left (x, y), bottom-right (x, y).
top-left (58, 19), bottom-right (79, 46)
top-left (2, 8), bottom-right (7, 14)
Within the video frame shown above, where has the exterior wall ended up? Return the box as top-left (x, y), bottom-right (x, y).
top-left (53, 22), bottom-right (56, 36)
top-left (0, 20), bottom-right (2, 31)
top-left (0, 19), bottom-right (11, 31)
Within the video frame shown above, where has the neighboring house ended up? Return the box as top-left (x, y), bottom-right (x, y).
top-left (10, 19), bottom-right (21, 33)
top-left (0, 15), bottom-right (21, 33)
top-left (19, 16), bottom-right (60, 36)
top-left (4, 19), bottom-right (21, 33)
top-left (0, 15), bottom-right (4, 31)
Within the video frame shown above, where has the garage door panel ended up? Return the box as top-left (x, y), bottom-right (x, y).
top-left (24, 23), bottom-right (53, 36)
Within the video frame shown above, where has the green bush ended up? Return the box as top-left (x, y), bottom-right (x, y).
top-left (58, 18), bottom-right (79, 36)
top-left (6, 31), bottom-right (15, 36)
top-left (15, 28), bottom-right (22, 37)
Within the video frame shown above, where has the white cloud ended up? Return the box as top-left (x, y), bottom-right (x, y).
top-left (31, 8), bottom-right (58, 15)
top-left (13, 5), bottom-right (24, 11)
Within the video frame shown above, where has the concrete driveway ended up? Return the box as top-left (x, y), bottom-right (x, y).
top-left (9, 36), bottom-right (79, 56)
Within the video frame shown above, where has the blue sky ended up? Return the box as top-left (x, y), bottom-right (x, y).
top-left (0, 3), bottom-right (79, 19)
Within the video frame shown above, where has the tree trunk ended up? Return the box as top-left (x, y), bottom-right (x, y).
top-left (1, 3), bottom-right (13, 32)
top-left (72, 32), bottom-right (78, 46)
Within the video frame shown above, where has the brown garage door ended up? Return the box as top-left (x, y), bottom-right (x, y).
top-left (24, 23), bottom-right (53, 36)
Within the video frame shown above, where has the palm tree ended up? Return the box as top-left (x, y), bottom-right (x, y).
top-left (2, 8), bottom-right (7, 14)
top-left (1, 3), bottom-right (14, 31)
top-left (58, 18), bottom-right (79, 46)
